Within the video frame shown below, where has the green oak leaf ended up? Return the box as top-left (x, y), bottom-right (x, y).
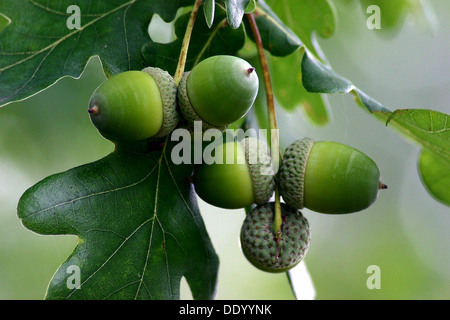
top-left (382, 109), bottom-right (450, 207)
top-left (301, 51), bottom-right (391, 113)
top-left (141, 4), bottom-right (246, 74)
top-left (17, 141), bottom-right (219, 299)
top-left (265, 0), bottom-right (336, 59)
top-left (242, 1), bottom-right (331, 124)
top-left (270, 50), bottom-right (329, 126)
top-left (0, 0), bottom-right (191, 107)
top-left (245, 0), bottom-right (256, 14)
top-left (383, 109), bottom-right (450, 161)
top-left (0, 12), bottom-right (10, 34)
top-left (245, 1), bottom-right (302, 57)
top-left (418, 149), bottom-right (450, 207)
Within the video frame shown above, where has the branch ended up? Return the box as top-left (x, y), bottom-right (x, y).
top-left (173, 0), bottom-right (203, 85)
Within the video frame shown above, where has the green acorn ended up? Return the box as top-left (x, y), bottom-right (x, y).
top-left (240, 202), bottom-right (311, 273)
top-left (279, 138), bottom-right (387, 214)
top-left (88, 67), bottom-right (179, 142)
top-left (193, 137), bottom-right (274, 209)
top-left (178, 55), bottom-right (259, 130)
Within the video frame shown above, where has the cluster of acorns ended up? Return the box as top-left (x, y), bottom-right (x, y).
top-left (88, 55), bottom-right (387, 273)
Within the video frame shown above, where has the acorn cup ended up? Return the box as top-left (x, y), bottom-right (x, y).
top-left (278, 138), bottom-right (387, 214)
top-left (88, 67), bottom-right (179, 142)
top-left (240, 202), bottom-right (311, 273)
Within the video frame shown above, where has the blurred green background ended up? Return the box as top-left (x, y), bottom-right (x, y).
top-left (0, 1), bottom-right (449, 299)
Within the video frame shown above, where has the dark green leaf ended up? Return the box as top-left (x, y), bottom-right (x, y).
top-left (0, 0), bottom-right (191, 107)
top-left (141, 5), bottom-right (246, 74)
top-left (245, 1), bottom-right (302, 57)
top-left (244, 0), bottom-right (256, 13)
top-left (301, 51), bottom-right (391, 113)
top-left (204, 0), bottom-right (216, 28)
top-left (0, 12), bottom-right (10, 34)
top-left (17, 141), bottom-right (219, 299)
top-left (301, 51), bottom-right (353, 94)
top-left (301, 50), bottom-right (450, 159)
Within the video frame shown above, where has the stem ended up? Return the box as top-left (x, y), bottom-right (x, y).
top-left (173, 0), bottom-right (203, 85)
top-left (246, 13), bottom-right (283, 238)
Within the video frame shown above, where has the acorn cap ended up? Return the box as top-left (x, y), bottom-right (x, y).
top-left (177, 72), bottom-right (227, 131)
top-left (242, 137), bottom-right (275, 205)
top-left (141, 67), bottom-right (179, 137)
top-left (278, 138), bottom-right (314, 210)
top-left (240, 202), bottom-right (311, 273)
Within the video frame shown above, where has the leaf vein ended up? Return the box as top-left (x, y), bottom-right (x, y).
top-left (0, 0), bottom-right (137, 73)
top-left (22, 159), bottom-right (159, 220)
top-left (65, 217), bottom-right (153, 299)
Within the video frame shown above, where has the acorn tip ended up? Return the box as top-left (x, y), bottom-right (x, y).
top-left (88, 105), bottom-right (99, 115)
top-left (379, 182), bottom-right (388, 190)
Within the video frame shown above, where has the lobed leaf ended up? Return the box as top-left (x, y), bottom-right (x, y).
top-left (265, 0), bottom-right (336, 59)
top-left (17, 141), bottom-right (219, 300)
top-left (0, 0), bottom-right (191, 108)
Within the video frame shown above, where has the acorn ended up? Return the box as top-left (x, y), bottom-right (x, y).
top-left (240, 202), bottom-right (311, 273)
top-left (193, 137), bottom-right (275, 209)
top-left (178, 55), bottom-right (259, 130)
top-left (88, 67), bottom-right (179, 142)
top-left (278, 138), bottom-right (387, 214)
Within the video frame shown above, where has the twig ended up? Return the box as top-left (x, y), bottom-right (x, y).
top-left (246, 13), bottom-right (283, 238)
top-left (173, 0), bottom-right (203, 85)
